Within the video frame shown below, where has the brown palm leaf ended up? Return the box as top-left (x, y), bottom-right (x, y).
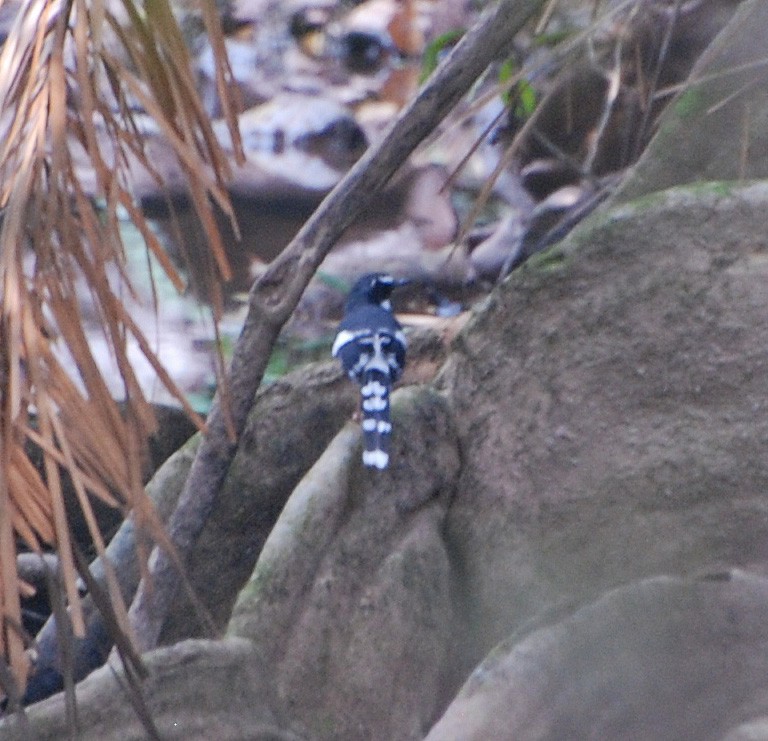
top-left (0, 0), bottom-right (238, 700)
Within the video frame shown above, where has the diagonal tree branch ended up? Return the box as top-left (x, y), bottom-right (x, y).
top-left (127, 0), bottom-right (545, 652)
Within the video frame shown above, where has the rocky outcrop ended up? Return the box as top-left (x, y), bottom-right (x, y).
top-left (11, 177), bottom-right (768, 741)
top-left (229, 387), bottom-right (461, 739)
top-left (438, 182), bottom-right (768, 673)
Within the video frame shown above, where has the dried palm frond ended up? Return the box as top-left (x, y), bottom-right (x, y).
top-left (0, 0), bottom-right (239, 700)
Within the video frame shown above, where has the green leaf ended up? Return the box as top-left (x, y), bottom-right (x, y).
top-left (420, 29), bottom-right (465, 83)
top-left (516, 78), bottom-right (537, 117)
top-left (499, 59), bottom-right (537, 119)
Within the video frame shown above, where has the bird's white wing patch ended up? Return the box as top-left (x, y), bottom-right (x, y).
top-left (332, 328), bottom-right (370, 357)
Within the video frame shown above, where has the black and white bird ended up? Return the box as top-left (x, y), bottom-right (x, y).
top-left (332, 273), bottom-right (408, 469)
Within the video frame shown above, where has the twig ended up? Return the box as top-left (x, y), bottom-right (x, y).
top-left (126, 0), bottom-right (546, 653)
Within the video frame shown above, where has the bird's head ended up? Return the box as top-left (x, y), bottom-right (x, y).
top-left (347, 273), bottom-right (409, 310)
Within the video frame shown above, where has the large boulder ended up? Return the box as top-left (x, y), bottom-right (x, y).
top-left (439, 182), bottom-right (768, 674)
top-left (427, 571), bottom-right (768, 741)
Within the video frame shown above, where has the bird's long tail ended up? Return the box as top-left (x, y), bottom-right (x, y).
top-left (360, 368), bottom-right (392, 469)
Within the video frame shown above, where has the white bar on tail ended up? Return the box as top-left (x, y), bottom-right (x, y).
top-left (362, 396), bottom-right (387, 412)
top-left (363, 449), bottom-right (389, 469)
